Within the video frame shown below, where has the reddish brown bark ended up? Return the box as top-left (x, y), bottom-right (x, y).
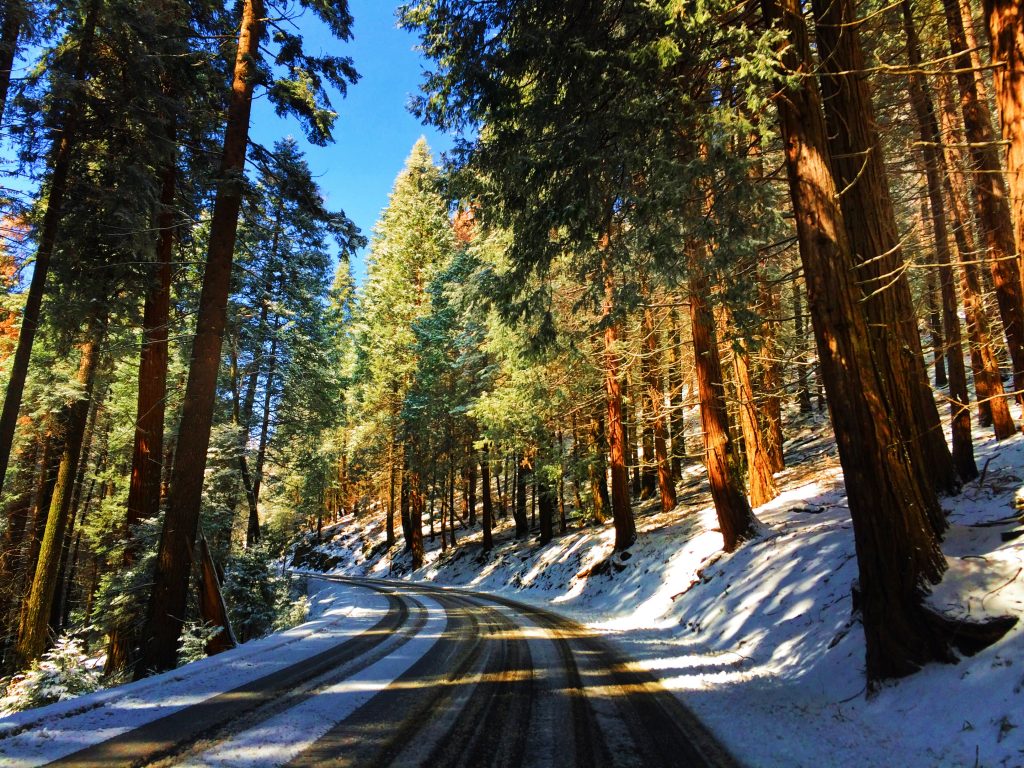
top-left (733, 336), bottom-right (780, 507)
top-left (107, 141), bottom-right (176, 676)
top-left (934, 63), bottom-right (1017, 437)
top-left (642, 306), bottom-right (676, 512)
top-left (603, 271), bottom-right (636, 551)
top-left (197, 536), bottom-right (236, 655)
top-left (688, 259), bottom-right (758, 552)
top-left (764, 0), bottom-right (1014, 683)
top-left (981, 0), bottom-right (1024, 270)
top-left (409, 473), bottom-right (425, 569)
top-left (942, 0), bottom-right (1024, 410)
top-left (138, 0), bottom-right (265, 676)
top-left (812, 0), bottom-right (957, 496)
top-left (903, 3), bottom-right (978, 480)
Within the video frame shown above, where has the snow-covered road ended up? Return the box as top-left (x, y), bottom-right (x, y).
top-left (0, 576), bottom-right (736, 767)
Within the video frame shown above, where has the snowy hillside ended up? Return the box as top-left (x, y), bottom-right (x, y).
top-left (295, 420), bottom-right (1024, 768)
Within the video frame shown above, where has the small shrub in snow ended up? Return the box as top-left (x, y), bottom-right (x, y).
top-left (223, 545), bottom-right (309, 642)
top-left (0, 636), bottom-right (103, 713)
top-left (178, 622), bottom-right (225, 666)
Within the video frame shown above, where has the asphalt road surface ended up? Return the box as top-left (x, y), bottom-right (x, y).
top-left (38, 576), bottom-right (739, 768)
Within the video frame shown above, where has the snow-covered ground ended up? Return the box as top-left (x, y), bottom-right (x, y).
top-left (2, 415), bottom-right (1021, 767)
top-left (0, 582), bottom-right (447, 766)
top-left (300, 416), bottom-right (1024, 768)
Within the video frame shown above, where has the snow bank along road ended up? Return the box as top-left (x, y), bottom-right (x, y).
top-left (0, 576), bottom-right (738, 767)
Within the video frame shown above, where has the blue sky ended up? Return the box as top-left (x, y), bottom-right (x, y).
top-left (249, 0), bottom-right (455, 284)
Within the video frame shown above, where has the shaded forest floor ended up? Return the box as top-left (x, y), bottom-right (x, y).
top-left (297, 414), bottom-right (1024, 768)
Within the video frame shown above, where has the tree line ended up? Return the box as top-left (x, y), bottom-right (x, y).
top-left (0, 0), bottom-right (1021, 698)
top-left (340, 0), bottom-right (1022, 690)
top-left (0, 0), bottom-right (362, 687)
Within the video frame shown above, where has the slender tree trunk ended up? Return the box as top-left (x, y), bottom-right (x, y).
top-left (0, 0), bottom-right (26, 124)
top-left (0, 0), bottom-right (101, 501)
top-left (19, 432), bottom-right (62, 622)
top-left (467, 454), bottom-right (477, 527)
top-left (514, 455), bottom-right (529, 538)
top-left (812, 0), bottom-right (958, 495)
top-left (903, 4), bottom-right (979, 479)
top-left (733, 336), bottom-right (780, 507)
top-left (139, 0), bottom-right (266, 676)
top-left (793, 281), bottom-right (813, 414)
top-left (924, 268), bottom-right (947, 388)
top-left (763, 0), bottom-right (1014, 683)
top-left (409, 472), bottom-right (424, 569)
top-left (941, 0), bottom-right (1024, 410)
top-left (642, 306), bottom-right (676, 512)
top-left (589, 414), bottom-right (610, 524)
top-left (668, 308), bottom-right (686, 478)
top-left (688, 259), bottom-right (758, 552)
top-left (538, 475), bottom-right (555, 544)
top-left (981, 0), bottom-right (1024, 268)
top-left (934, 59), bottom-right (1017, 436)
top-left (756, 282), bottom-right (785, 473)
top-left (49, 395), bottom-right (101, 638)
top-left (15, 316), bottom-right (105, 665)
top-left (603, 271), bottom-right (636, 551)
top-left (386, 439), bottom-right (397, 546)
top-left (481, 444), bottom-right (493, 552)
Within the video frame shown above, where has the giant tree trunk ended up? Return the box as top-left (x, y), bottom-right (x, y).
top-left (0, 0), bottom-right (101, 501)
top-left (106, 144), bottom-right (176, 676)
top-left (386, 439), bottom-right (397, 546)
top-left (642, 307), bottom-right (676, 512)
top-left (812, 0), bottom-right (958, 495)
top-left (941, 0), bottom-right (1024, 410)
top-left (138, 0), bottom-right (265, 677)
top-left (688, 260), bottom-right (758, 552)
top-left (764, 0), bottom-right (1015, 683)
top-left (981, 0), bottom-right (1024, 269)
top-left (603, 271), bottom-right (636, 551)
top-left (15, 317), bottom-right (104, 666)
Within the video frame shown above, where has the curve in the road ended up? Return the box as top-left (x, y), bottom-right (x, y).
top-left (34, 575), bottom-right (739, 768)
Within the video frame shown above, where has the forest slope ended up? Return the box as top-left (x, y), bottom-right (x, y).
top-left (295, 416), bottom-right (1024, 768)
